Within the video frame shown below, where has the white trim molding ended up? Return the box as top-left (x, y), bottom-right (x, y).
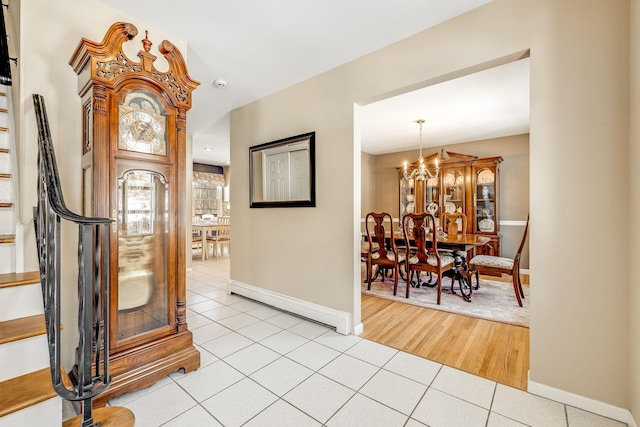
top-left (499, 220), bottom-right (527, 226)
top-left (353, 323), bottom-right (364, 335)
top-left (227, 279), bottom-right (352, 335)
top-left (528, 378), bottom-right (635, 425)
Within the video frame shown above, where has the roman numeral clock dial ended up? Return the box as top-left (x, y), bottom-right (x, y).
top-left (118, 92), bottom-right (167, 155)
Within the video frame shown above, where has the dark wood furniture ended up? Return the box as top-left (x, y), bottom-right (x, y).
top-left (441, 212), bottom-right (467, 237)
top-left (402, 213), bottom-right (455, 303)
top-left (381, 231), bottom-right (490, 253)
top-left (69, 22), bottom-right (201, 406)
top-left (398, 151), bottom-right (502, 256)
top-left (469, 215), bottom-right (530, 307)
top-left (365, 212), bottom-right (404, 295)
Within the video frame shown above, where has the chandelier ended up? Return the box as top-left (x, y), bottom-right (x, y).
top-left (403, 119), bottom-right (440, 182)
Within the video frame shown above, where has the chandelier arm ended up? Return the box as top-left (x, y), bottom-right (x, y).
top-left (403, 118), bottom-right (440, 182)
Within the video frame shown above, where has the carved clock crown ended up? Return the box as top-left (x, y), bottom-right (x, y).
top-left (69, 22), bottom-right (200, 108)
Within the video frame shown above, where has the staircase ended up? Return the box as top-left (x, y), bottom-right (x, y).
top-left (0, 85), bottom-right (66, 424)
top-left (0, 272), bottom-right (64, 426)
top-left (0, 89), bottom-right (17, 275)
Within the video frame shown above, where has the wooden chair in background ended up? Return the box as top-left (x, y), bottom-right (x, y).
top-left (440, 212), bottom-right (470, 259)
top-left (402, 212), bottom-right (455, 304)
top-left (207, 216), bottom-right (231, 258)
top-left (365, 212), bottom-right (404, 295)
top-left (468, 215), bottom-right (529, 307)
top-left (192, 229), bottom-right (204, 260)
top-left (441, 212), bottom-right (468, 236)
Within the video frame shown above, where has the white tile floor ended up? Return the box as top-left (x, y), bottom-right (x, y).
top-left (97, 257), bottom-right (627, 427)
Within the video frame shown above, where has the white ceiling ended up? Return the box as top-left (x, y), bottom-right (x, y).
top-left (98, 0), bottom-right (518, 165)
top-left (360, 58), bottom-right (530, 155)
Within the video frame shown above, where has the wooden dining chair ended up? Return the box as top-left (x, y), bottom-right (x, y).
top-left (207, 216), bottom-right (231, 258)
top-left (402, 212), bottom-right (455, 304)
top-left (441, 212), bottom-right (467, 236)
top-left (365, 212), bottom-right (405, 295)
top-left (192, 229), bottom-right (204, 259)
top-left (468, 215), bottom-right (529, 307)
top-left (439, 212), bottom-right (471, 259)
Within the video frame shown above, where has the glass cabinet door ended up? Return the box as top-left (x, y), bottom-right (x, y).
top-left (425, 177), bottom-right (440, 218)
top-left (475, 167), bottom-right (496, 233)
top-left (399, 177), bottom-right (416, 218)
top-left (442, 169), bottom-right (464, 217)
top-left (116, 170), bottom-right (170, 344)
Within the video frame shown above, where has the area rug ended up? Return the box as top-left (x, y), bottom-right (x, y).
top-left (361, 272), bottom-right (530, 328)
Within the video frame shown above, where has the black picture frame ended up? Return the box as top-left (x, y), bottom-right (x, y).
top-left (249, 132), bottom-right (316, 208)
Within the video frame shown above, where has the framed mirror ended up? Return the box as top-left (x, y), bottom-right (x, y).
top-left (250, 132), bottom-right (316, 208)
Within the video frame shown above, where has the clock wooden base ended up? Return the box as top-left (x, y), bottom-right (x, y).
top-left (69, 330), bottom-right (200, 408)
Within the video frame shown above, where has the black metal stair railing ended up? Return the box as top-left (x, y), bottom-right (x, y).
top-left (32, 94), bottom-right (111, 427)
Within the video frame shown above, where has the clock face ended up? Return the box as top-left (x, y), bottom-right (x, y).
top-left (118, 91), bottom-right (167, 155)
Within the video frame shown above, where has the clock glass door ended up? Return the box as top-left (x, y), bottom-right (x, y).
top-left (115, 169), bottom-right (171, 344)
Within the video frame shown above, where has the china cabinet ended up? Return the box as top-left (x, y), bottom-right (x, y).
top-left (398, 151), bottom-right (502, 255)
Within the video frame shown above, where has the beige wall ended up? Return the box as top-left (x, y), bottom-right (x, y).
top-left (369, 133), bottom-right (529, 267)
top-left (15, 0), bottom-right (636, 418)
top-left (360, 151), bottom-right (376, 218)
top-left (231, 0), bottom-right (633, 414)
top-left (18, 0), bottom-right (187, 369)
top-left (528, 0), bottom-right (629, 411)
top-left (631, 0), bottom-right (640, 420)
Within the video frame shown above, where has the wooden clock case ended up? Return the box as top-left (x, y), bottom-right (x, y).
top-left (68, 22), bottom-right (200, 407)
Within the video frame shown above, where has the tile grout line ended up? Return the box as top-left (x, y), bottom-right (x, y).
top-left (116, 259), bottom-right (583, 426)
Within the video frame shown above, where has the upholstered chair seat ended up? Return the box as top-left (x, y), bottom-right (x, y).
top-left (438, 249), bottom-right (466, 258)
top-left (372, 250), bottom-right (406, 263)
top-left (469, 255), bottom-right (513, 270)
top-left (468, 215), bottom-right (529, 307)
top-left (409, 253), bottom-right (454, 267)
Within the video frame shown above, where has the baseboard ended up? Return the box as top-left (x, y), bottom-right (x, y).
top-left (353, 323), bottom-right (364, 336)
top-left (499, 220), bottom-right (527, 227)
top-left (528, 377), bottom-right (634, 424)
top-left (227, 279), bottom-right (352, 335)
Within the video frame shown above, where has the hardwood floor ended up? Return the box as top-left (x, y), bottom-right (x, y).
top-left (360, 278), bottom-right (530, 391)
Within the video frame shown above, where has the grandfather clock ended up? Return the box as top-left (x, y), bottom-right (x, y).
top-left (69, 22), bottom-right (200, 406)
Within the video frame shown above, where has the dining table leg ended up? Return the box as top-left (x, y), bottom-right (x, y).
top-left (444, 251), bottom-right (472, 302)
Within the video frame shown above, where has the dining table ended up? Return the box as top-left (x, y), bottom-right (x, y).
top-left (364, 231), bottom-right (491, 301)
top-left (192, 221), bottom-right (219, 261)
top-left (364, 230), bottom-right (491, 255)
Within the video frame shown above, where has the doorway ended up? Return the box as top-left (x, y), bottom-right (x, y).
top-left (357, 58), bottom-right (530, 390)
